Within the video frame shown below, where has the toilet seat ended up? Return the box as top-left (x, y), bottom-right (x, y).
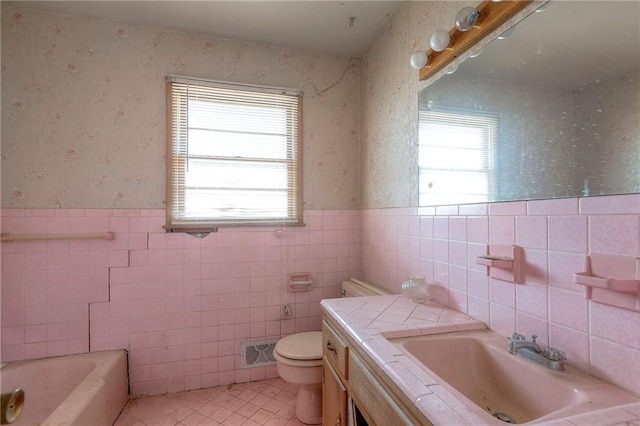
top-left (274, 331), bottom-right (322, 367)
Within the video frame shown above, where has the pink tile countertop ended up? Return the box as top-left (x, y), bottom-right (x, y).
top-left (320, 294), bottom-right (640, 425)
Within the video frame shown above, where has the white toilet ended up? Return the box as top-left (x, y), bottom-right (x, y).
top-left (273, 331), bottom-right (323, 424)
top-left (274, 278), bottom-right (389, 425)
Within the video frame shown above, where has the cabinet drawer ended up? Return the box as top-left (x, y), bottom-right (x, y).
top-left (349, 351), bottom-right (415, 426)
top-left (323, 321), bottom-right (348, 378)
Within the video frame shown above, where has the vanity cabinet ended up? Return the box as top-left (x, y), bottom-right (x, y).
top-left (322, 320), bottom-right (348, 426)
top-left (322, 319), bottom-right (428, 426)
top-left (322, 358), bottom-right (346, 426)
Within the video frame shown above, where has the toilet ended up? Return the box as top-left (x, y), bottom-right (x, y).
top-left (273, 278), bottom-right (389, 425)
top-left (273, 331), bottom-right (323, 424)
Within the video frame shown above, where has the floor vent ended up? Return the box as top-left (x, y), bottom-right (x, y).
top-left (241, 339), bottom-right (278, 368)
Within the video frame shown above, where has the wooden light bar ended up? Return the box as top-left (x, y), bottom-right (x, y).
top-left (419, 0), bottom-right (532, 81)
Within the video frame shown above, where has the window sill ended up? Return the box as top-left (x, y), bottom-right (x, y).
top-left (164, 221), bottom-right (306, 234)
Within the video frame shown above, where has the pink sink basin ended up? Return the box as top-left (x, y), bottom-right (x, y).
top-left (391, 329), bottom-right (638, 424)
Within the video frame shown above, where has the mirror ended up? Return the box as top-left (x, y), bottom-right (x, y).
top-left (418, 1), bottom-right (640, 206)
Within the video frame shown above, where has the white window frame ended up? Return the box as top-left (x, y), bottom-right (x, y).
top-left (418, 107), bottom-right (497, 206)
top-left (166, 76), bottom-right (303, 231)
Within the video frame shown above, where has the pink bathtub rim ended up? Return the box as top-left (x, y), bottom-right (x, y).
top-left (1, 350), bottom-right (128, 426)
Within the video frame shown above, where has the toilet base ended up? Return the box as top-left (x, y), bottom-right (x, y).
top-left (295, 387), bottom-right (322, 425)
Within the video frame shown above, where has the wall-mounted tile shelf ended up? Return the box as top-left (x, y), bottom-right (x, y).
top-left (574, 253), bottom-right (640, 312)
top-left (476, 255), bottom-right (513, 269)
top-left (574, 273), bottom-right (639, 293)
top-left (476, 244), bottom-right (523, 284)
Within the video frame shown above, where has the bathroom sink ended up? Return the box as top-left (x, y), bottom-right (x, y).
top-left (390, 329), bottom-right (638, 424)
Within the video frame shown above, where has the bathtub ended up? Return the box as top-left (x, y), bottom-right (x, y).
top-left (0, 350), bottom-right (128, 426)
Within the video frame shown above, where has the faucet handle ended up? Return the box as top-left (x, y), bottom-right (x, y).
top-left (510, 332), bottom-right (526, 341)
top-left (544, 347), bottom-right (566, 361)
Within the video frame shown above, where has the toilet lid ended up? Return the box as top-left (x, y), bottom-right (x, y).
top-left (275, 331), bottom-right (322, 360)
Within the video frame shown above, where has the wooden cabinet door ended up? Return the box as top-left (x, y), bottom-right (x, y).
top-left (323, 358), bottom-right (347, 426)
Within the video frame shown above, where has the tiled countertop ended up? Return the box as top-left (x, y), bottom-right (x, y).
top-left (320, 294), bottom-right (640, 425)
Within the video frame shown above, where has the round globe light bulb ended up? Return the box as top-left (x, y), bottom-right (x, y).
top-left (410, 51), bottom-right (429, 70)
top-left (430, 30), bottom-right (451, 52)
top-left (455, 7), bottom-right (480, 32)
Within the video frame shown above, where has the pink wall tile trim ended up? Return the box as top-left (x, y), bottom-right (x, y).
top-left (458, 203), bottom-right (488, 216)
top-left (489, 201), bottom-right (527, 216)
top-left (435, 205), bottom-right (458, 216)
top-left (580, 194), bottom-right (640, 215)
top-left (527, 198), bottom-right (579, 216)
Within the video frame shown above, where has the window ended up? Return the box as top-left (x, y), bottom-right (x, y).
top-left (418, 108), bottom-right (497, 206)
top-left (166, 77), bottom-right (303, 230)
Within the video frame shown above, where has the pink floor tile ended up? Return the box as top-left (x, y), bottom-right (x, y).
top-left (116, 379), bottom-right (301, 426)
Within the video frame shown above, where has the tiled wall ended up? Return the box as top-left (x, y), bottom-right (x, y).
top-left (360, 194), bottom-right (640, 395)
top-left (0, 208), bottom-right (361, 396)
top-left (2, 195), bottom-right (639, 397)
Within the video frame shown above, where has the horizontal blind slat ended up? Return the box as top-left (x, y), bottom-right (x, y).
top-left (167, 78), bottom-right (302, 229)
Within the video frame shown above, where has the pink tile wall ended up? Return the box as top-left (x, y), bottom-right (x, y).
top-left (1, 208), bottom-right (361, 396)
top-left (3, 197), bottom-right (639, 396)
top-left (360, 194), bottom-right (640, 395)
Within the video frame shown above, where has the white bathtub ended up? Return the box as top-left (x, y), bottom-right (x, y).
top-left (0, 350), bottom-right (128, 426)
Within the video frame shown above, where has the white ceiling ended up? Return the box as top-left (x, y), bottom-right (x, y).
top-left (11, 0), bottom-right (405, 57)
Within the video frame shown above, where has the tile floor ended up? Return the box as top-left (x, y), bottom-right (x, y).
top-left (114, 378), bottom-right (307, 426)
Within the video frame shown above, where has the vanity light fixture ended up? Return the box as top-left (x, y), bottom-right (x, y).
top-left (455, 7), bottom-right (480, 31)
top-left (410, 50), bottom-right (429, 70)
top-left (417, 0), bottom-right (532, 81)
top-left (430, 30), bottom-right (451, 52)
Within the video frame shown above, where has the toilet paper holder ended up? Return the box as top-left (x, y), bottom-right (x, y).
top-left (289, 273), bottom-right (312, 292)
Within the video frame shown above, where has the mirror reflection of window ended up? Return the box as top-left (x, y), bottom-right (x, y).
top-left (418, 108), bottom-right (497, 206)
top-left (417, 1), bottom-right (639, 205)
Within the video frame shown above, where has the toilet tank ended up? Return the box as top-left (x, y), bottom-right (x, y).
top-left (341, 278), bottom-right (389, 297)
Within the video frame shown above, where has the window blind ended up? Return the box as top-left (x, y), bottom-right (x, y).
top-left (418, 108), bottom-right (497, 206)
top-left (166, 76), bottom-right (303, 230)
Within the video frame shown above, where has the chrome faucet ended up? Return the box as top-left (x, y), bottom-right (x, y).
top-left (508, 332), bottom-right (566, 371)
top-left (508, 332), bottom-right (542, 354)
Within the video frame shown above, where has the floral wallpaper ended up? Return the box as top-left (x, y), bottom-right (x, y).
top-left (360, 1), bottom-right (476, 209)
top-left (1, 5), bottom-right (361, 210)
